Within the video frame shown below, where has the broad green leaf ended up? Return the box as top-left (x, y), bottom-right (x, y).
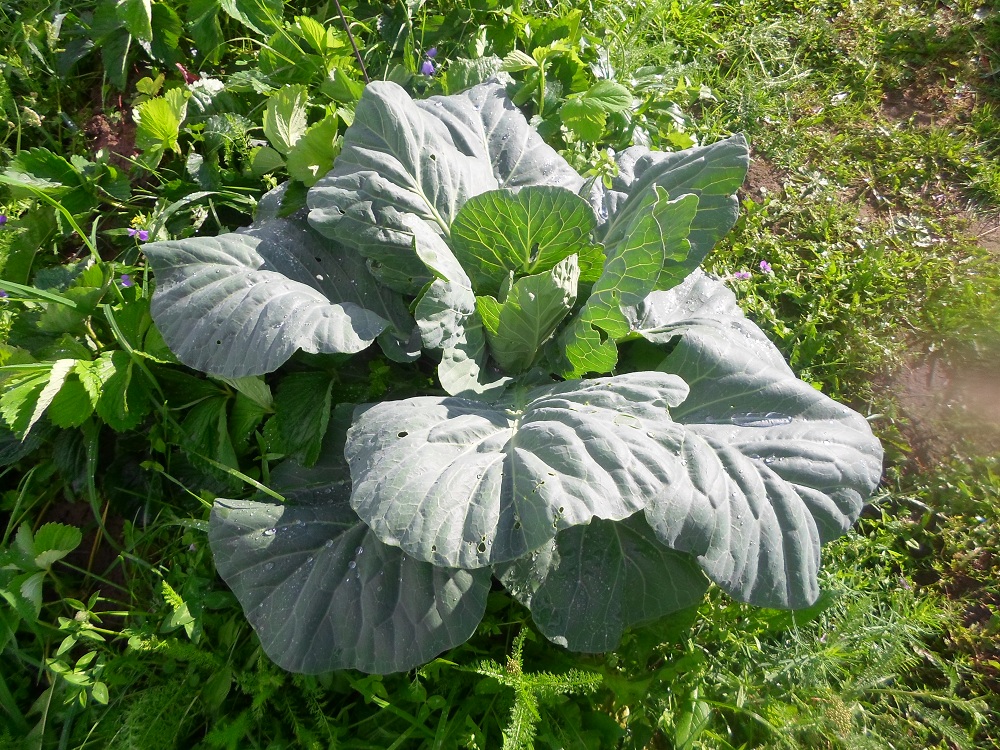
top-left (321, 69), bottom-right (363, 103)
top-left (560, 98), bottom-right (606, 142)
top-left (47, 377), bottom-right (95, 428)
top-left (93, 351), bottom-right (152, 432)
top-left (500, 50), bottom-right (537, 72)
top-left (144, 217), bottom-right (414, 377)
top-left (419, 81), bottom-right (584, 192)
top-left (404, 214), bottom-right (469, 286)
top-left (31, 523), bottom-right (83, 570)
top-left (582, 81), bottom-right (632, 113)
top-left (486, 255), bottom-right (579, 374)
top-left (26, 359), bottom-right (75, 437)
top-left (187, 0), bottom-right (223, 65)
top-left (251, 147), bottom-right (285, 176)
top-left (309, 81), bottom-right (499, 294)
top-left (0, 422), bottom-right (48, 466)
top-left (271, 371), bottom-right (335, 465)
top-left (560, 189), bottom-right (698, 376)
top-left (0, 372), bottom-right (50, 436)
top-left (215, 376), bottom-right (274, 410)
top-left (10, 572), bottom-right (45, 620)
top-left (219, 0), bottom-right (283, 36)
top-left (345, 372), bottom-right (690, 569)
top-left (674, 692), bottom-right (712, 750)
top-left (92, 0), bottom-right (131, 90)
top-left (1, 148), bottom-right (96, 216)
top-left (450, 186), bottom-right (596, 295)
top-left (414, 279), bottom-right (507, 398)
top-left (476, 295), bottom-right (501, 336)
top-left (134, 93), bottom-right (188, 155)
top-left (554, 320), bottom-right (617, 377)
top-left (211, 498), bottom-right (490, 674)
top-left (6, 148), bottom-right (77, 188)
top-left (594, 135), bottom-right (749, 270)
top-left (263, 85), bottom-right (309, 155)
top-left (181, 394), bottom-right (239, 469)
top-left (116, 0), bottom-right (152, 41)
top-left (631, 271), bottom-right (884, 608)
top-left (286, 115), bottom-right (340, 186)
top-left (497, 514), bottom-right (708, 651)
top-left (135, 74), bottom-right (165, 97)
top-left (230, 392), bottom-right (267, 453)
top-left (590, 188), bottom-right (698, 329)
top-left (445, 56), bottom-right (504, 94)
top-left (295, 15), bottom-right (329, 55)
top-left (92, 682), bottom-right (110, 705)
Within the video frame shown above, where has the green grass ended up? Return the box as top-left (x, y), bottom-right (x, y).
top-left (2, 0), bottom-right (1000, 747)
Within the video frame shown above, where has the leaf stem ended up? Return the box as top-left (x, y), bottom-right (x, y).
top-left (331, 0), bottom-right (370, 83)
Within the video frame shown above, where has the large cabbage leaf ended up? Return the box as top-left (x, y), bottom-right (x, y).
top-left (344, 372), bottom-right (691, 570)
top-left (417, 82), bottom-right (585, 192)
top-left (210, 499), bottom-right (490, 674)
top-left (144, 216), bottom-right (416, 377)
top-left (591, 134), bottom-right (749, 264)
top-left (209, 412), bottom-right (490, 674)
top-left (496, 514), bottom-right (709, 652)
top-left (630, 271), bottom-right (884, 608)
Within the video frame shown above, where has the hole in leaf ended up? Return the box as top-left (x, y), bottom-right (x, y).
top-left (528, 242), bottom-right (541, 265)
top-left (477, 542), bottom-right (486, 553)
top-left (397, 431), bottom-right (408, 438)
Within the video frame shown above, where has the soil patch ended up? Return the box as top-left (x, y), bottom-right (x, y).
top-left (85, 112), bottom-right (137, 170)
top-left (880, 69), bottom-right (977, 130)
top-left (41, 499), bottom-right (129, 602)
top-left (969, 215), bottom-right (1000, 256)
top-left (890, 354), bottom-right (1000, 468)
top-left (740, 156), bottom-right (786, 199)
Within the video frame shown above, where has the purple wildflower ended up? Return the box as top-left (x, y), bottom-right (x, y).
top-left (120, 274), bottom-right (134, 288)
top-left (733, 270), bottom-right (752, 280)
top-left (426, 47), bottom-right (438, 58)
top-left (0, 215), bottom-right (7, 226)
top-left (0, 289), bottom-right (7, 298)
top-left (128, 228), bottom-right (150, 242)
top-left (759, 260), bottom-right (772, 274)
top-left (421, 59), bottom-right (435, 76)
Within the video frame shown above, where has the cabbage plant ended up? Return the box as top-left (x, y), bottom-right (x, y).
top-left (143, 81), bottom-right (883, 674)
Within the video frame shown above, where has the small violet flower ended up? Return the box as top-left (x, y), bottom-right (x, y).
top-left (733, 270), bottom-right (752, 280)
top-left (421, 47), bottom-right (438, 76)
top-left (0, 214), bottom-right (7, 226)
top-left (0, 289), bottom-right (8, 298)
top-left (759, 260), bottom-right (772, 274)
top-left (120, 274), bottom-right (134, 288)
top-left (128, 228), bottom-right (150, 242)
